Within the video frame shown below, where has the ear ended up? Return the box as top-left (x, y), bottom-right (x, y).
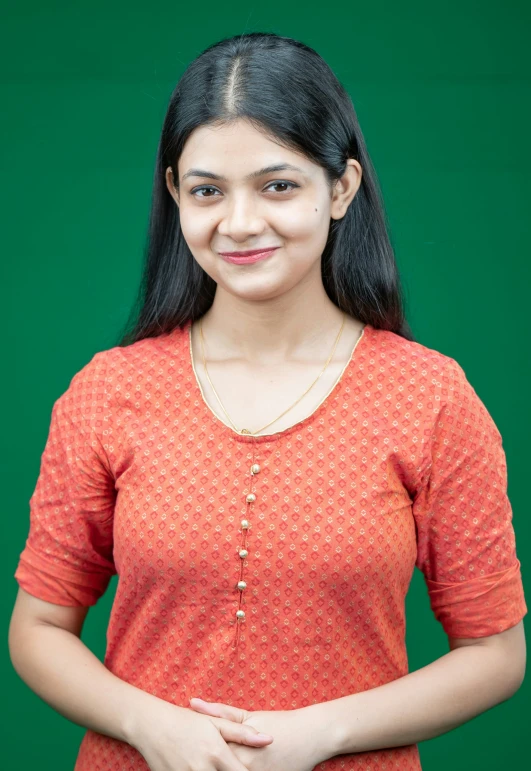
top-left (330, 159), bottom-right (362, 220)
top-left (165, 166), bottom-right (180, 208)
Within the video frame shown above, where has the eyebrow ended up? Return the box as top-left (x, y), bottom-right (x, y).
top-left (181, 163), bottom-right (307, 183)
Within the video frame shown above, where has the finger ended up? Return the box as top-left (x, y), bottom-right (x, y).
top-left (190, 697), bottom-right (248, 723)
top-left (210, 716), bottom-right (274, 746)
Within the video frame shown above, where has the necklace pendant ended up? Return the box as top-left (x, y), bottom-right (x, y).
top-left (240, 428), bottom-right (251, 435)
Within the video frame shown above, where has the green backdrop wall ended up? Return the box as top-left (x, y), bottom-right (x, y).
top-left (2, 1), bottom-right (529, 768)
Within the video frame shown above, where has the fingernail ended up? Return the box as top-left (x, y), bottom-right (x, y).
top-left (256, 733), bottom-right (273, 740)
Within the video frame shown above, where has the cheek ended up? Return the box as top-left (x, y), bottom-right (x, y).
top-left (276, 208), bottom-right (331, 259)
top-left (179, 210), bottom-right (213, 247)
top-left (274, 199), bottom-right (330, 240)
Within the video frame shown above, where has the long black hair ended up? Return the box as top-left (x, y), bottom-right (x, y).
top-left (118, 32), bottom-right (414, 346)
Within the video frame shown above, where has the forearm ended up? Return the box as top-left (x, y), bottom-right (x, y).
top-left (9, 621), bottom-right (160, 747)
top-left (318, 644), bottom-right (523, 757)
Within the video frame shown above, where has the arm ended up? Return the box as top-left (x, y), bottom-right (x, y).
top-left (8, 587), bottom-right (161, 745)
top-left (320, 621), bottom-right (526, 756)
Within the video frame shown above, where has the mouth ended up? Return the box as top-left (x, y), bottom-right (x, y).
top-left (219, 247), bottom-right (280, 265)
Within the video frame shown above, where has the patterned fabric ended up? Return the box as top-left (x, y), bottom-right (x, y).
top-left (14, 321), bottom-right (527, 770)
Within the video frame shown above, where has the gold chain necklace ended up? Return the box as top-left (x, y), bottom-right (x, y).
top-left (198, 312), bottom-right (346, 436)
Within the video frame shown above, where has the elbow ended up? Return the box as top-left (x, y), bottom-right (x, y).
top-left (495, 654), bottom-right (526, 702)
top-left (509, 659), bottom-right (526, 695)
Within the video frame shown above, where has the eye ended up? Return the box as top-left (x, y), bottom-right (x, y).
top-left (264, 180), bottom-right (299, 194)
top-left (190, 185), bottom-right (220, 198)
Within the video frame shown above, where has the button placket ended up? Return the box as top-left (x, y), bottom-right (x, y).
top-left (234, 453), bottom-right (261, 649)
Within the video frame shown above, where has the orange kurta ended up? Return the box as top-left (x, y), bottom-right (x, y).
top-left (14, 321), bottom-right (527, 770)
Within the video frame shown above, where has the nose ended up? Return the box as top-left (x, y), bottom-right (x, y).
top-left (216, 192), bottom-right (266, 241)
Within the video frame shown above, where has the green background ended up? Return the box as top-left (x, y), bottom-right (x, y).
top-left (2, 0), bottom-right (529, 768)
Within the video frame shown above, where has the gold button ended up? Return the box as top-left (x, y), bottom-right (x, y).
top-left (236, 610), bottom-right (245, 619)
top-left (241, 519), bottom-right (250, 529)
top-left (237, 580), bottom-right (247, 590)
top-left (246, 493), bottom-right (256, 503)
top-left (251, 463), bottom-right (261, 475)
top-left (239, 549), bottom-right (248, 559)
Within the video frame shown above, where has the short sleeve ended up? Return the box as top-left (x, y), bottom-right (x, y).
top-left (413, 357), bottom-right (527, 638)
top-left (14, 352), bottom-right (117, 607)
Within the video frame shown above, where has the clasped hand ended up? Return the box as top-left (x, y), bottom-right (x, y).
top-left (189, 697), bottom-right (331, 771)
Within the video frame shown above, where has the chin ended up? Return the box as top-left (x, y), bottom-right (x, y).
top-left (231, 276), bottom-right (302, 302)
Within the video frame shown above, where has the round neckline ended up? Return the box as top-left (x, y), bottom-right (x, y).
top-left (185, 319), bottom-right (371, 444)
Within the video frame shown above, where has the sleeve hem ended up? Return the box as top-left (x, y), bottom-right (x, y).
top-left (425, 559), bottom-right (528, 638)
top-left (15, 552), bottom-right (115, 607)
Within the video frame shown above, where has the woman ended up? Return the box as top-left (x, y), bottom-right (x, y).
top-left (10, 32), bottom-right (527, 771)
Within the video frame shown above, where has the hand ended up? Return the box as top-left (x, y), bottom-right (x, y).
top-left (189, 698), bottom-right (335, 771)
top-left (130, 697), bottom-right (274, 771)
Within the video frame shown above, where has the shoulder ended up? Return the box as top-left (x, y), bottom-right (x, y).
top-left (365, 324), bottom-right (460, 384)
top-left (56, 326), bottom-right (190, 422)
top-left (367, 326), bottom-right (500, 440)
top-left (366, 325), bottom-right (489, 420)
top-left (72, 326), bottom-right (188, 384)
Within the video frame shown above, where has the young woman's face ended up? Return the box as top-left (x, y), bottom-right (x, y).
top-left (165, 119), bottom-right (361, 302)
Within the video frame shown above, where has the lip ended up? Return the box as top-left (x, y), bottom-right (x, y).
top-left (219, 247), bottom-right (280, 265)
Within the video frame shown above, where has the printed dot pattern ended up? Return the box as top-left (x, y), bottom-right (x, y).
top-left (15, 322), bottom-right (527, 770)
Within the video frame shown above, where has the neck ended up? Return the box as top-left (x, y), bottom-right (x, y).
top-left (198, 278), bottom-right (348, 366)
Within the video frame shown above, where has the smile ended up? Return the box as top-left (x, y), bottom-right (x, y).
top-left (219, 247), bottom-right (280, 265)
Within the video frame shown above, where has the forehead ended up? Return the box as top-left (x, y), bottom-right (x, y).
top-left (178, 120), bottom-right (315, 178)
